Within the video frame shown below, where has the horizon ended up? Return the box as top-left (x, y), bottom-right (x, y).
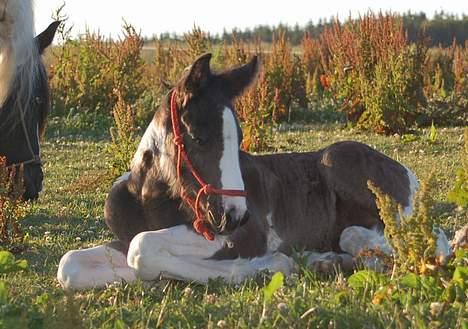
top-left (34, 0), bottom-right (467, 39)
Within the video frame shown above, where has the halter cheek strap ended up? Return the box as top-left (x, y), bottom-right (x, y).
top-left (5, 105), bottom-right (42, 169)
top-left (170, 90), bottom-right (247, 241)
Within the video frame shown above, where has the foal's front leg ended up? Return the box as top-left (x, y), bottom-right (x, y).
top-left (57, 241), bottom-right (136, 290)
top-left (127, 225), bottom-right (295, 283)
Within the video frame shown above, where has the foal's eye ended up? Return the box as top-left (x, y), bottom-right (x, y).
top-left (192, 135), bottom-right (208, 146)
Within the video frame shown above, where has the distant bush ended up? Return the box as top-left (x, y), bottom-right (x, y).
top-left (319, 14), bottom-right (428, 133)
top-left (47, 11), bottom-right (467, 140)
top-left (420, 42), bottom-right (468, 126)
top-left (301, 33), bottom-right (325, 102)
top-left (106, 91), bottom-right (139, 178)
top-left (219, 36), bottom-right (270, 151)
top-left (50, 22), bottom-right (145, 117)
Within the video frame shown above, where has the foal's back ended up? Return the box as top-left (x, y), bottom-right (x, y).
top-left (242, 140), bottom-right (412, 252)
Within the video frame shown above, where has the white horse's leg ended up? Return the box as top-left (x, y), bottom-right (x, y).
top-left (127, 225), bottom-right (295, 283)
top-left (57, 243), bottom-right (136, 290)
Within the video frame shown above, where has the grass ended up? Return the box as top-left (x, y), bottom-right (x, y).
top-left (0, 120), bottom-right (466, 329)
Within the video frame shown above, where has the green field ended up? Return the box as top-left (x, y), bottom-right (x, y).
top-left (1, 119), bottom-right (466, 329)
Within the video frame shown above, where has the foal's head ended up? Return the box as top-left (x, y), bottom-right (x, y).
top-left (168, 53), bottom-right (258, 235)
top-left (0, 13), bottom-right (59, 200)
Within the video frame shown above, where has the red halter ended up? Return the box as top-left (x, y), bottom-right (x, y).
top-left (170, 91), bottom-right (247, 241)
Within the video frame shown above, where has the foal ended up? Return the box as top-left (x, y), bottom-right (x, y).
top-left (58, 54), bottom-right (450, 290)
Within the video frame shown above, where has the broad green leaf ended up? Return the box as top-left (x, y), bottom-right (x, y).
top-left (420, 275), bottom-right (438, 294)
top-left (15, 259), bottom-right (28, 271)
top-left (0, 251), bottom-right (16, 274)
top-left (402, 134), bottom-right (418, 143)
top-left (400, 273), bottom-right (420, 289)
top-left (114, 318), bottom-right (127, 329)
top-left (0, 281), bottom-right (7, 304)
top-left (35, 293), bottom-right (50, 308)
top-left (263, 272), bottom-right (284, 303)
top-left (0, 251), bottom-right (15, 265)
top-left (348, 270), bottom-right (388, 291)
top-left (453, 266), bottom-right (468, 290)
top-left (454, 248), bottom-right (468, 261)
top-left (0, 251), bottom-right (28, 274)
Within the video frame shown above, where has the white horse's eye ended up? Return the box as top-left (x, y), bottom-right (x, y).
top-left (0, 4), bottom-right (6, 22)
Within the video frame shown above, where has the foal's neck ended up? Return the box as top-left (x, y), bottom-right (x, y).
top-left (131, 109), bottom-right (179, 194)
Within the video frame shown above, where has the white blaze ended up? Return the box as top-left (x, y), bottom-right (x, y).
top-left (220, 107), bottom-right (247, 220)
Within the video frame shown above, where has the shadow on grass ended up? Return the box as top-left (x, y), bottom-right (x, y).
top-left (45, 112), bottom-right (113, 142)
top-left (18, 214), bottom-right (111, 274)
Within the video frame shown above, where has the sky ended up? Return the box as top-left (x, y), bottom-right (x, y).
top-left (34, 0), bottom-right (467, 38)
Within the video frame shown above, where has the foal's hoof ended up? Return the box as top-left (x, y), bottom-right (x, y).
top-left (271, 253), bottom-right (298, 276)
top-left (308, 253), bottom-right (354, 274)
top-left (451, 225), bottom-right (468, 251)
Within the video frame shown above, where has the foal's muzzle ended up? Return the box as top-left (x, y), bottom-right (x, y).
top-left (218, 208), bottom-right (250, 235)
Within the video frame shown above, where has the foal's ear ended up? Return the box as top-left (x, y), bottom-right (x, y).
top-left (217, 56), bottom-right (259, 99)
top-left (181, 53), bottom-right (212, 94)
top-left (35, 21), bottom-right (61, 54)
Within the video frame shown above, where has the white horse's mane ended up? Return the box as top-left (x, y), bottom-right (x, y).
top-left (0, 0), bottom-right (38, 109)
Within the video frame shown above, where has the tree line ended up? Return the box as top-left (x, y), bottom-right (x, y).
top-left (152, 11), bottom-right (467, 47)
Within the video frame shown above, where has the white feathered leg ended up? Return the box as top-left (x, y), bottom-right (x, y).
top-left (127, 225), bottom-right (295, 283)
top-left (57, 243), bottom-right (136, 290)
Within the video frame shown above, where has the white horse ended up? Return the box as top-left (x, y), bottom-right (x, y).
top-left (0, 0), bottom-right (59, 199)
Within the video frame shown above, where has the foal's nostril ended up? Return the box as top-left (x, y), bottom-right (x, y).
top-left (223, 208), bottom-right (235, 224)
top-left (222, 208), bottom-right (249, 233)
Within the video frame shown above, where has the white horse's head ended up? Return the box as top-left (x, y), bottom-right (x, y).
top-left (0, 0), bottom-right (35, 106)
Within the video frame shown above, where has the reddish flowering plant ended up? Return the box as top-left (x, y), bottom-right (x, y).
top-left (319, 74), bottom-right (331, 90)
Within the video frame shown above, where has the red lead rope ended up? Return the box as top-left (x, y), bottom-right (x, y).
top-left (170, 91), bottom-right (247, 241)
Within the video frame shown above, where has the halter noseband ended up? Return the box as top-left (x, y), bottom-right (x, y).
top-left (170, 90), bottom-right (247, 241)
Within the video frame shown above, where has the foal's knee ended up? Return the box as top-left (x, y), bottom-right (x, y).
top-left (127, 232), bottom-right (164, 281)
top-left (57, 250), bottom-right (84, 290)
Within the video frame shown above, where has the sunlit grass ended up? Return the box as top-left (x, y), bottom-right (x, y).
top-left (0, 123), bottom-right (465, 329)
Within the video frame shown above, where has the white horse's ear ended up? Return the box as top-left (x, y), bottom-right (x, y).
top-left (35, 21), bottom-right (60, 54)
top-left (217, 56), bottom-right (259, 99)
top-left (181, 53), bottom-right (212, 94)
